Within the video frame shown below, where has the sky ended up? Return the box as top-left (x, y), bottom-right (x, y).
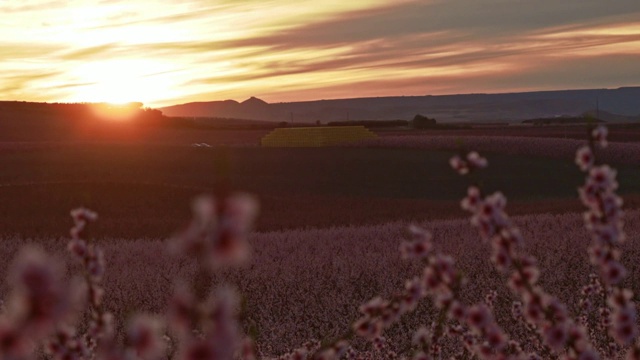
top-left (1, 0), bottom-right (640, 107)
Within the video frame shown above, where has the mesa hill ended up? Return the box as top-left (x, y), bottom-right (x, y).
top-left (159, 87), bottom-right (640, 124)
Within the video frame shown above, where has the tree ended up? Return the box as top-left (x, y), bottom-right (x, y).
top-left (411, 114), bottom-right (437, 129)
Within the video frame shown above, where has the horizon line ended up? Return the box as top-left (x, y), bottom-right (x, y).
top-left (1, 84), bottom-right (638, 109)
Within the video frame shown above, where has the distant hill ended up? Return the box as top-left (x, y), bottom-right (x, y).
top-left (521, 109), bottom-right (639, 125)
top-left (160, 87), bottom-right (640, 124)
top-left (522, 117), bottom-right (606, 126)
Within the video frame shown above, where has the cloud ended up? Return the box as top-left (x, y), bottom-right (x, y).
top-left (0, 71), bottom-right (62, 98)
top-left (0, 0), bottom-right (639, 106)
top-left (57, 43), bottom-right (118, 61)
top-left (0, 42), bottom-right (62, 59)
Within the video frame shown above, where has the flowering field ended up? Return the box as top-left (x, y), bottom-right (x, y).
top-left (0, 210), bottom-right (638, 357)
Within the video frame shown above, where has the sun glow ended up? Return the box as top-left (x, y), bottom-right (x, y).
top-left (65, 59), bottom-right (182, 105)
top-left (89, 102), bottom-right (143, 121)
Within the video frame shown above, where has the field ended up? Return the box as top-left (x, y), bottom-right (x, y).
top-left (1, 124), bottom-right (640, 357)
top-left (1, 140), bottom-right (640, 238)
top-left (1, 211), bottom-right (638, 356)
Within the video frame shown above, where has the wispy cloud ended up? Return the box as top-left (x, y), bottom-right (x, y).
top-left (1, 0), bottom-right (639, 106)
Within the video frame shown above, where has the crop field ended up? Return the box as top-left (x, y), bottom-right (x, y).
top-left (1, 141), bottom-right (639, 238)
top-left (0, 211), bottom-right (638, 356)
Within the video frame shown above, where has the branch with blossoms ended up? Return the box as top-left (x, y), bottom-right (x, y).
top-left (0, 247), bottom-right (77, 359)
top-left (575, 125), bottom-right (640, 358)
top-left (44, 207), bottom-right (113, 360)
top-left (452, 150), bottom-right (601, 359)
top-left (166, 193), bottom-right (260, 360)
top-left (353, 225), bottom-right (529, 360)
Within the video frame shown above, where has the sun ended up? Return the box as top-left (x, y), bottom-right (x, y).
top-left (89, 102), bottom-right (143, 121)
top-left (67, 59), bottom-right (179, 106)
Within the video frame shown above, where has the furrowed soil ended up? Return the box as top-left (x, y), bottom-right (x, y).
top-left (1, 143), bottom-right (639, 238)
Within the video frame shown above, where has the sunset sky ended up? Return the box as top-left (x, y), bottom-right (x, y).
top-left (1, 0), bottom-right (640, 107)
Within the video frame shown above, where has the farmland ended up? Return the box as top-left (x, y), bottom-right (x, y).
top-left (0, 211), bottom-right (638, 356)
top-left (1, 138), bottom-right (639, 238)
top-left (1, 122), bottom-right (640, 357)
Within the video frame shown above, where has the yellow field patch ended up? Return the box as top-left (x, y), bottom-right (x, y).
top-left (261, 126), bottom-right (377, 147)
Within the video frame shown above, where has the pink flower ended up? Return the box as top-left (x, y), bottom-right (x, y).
top-left (485, 325), bottom-right (506, 350)
top-left (412, 326), bottom-right (429, 346)
top-left (484, 290), bottom-right (497, 309)
top-left (611, 307), bottom-right (638, 346)
top-left (591, 125), bottom-right (608, 148)
top-left (448, 300), bottom-right (467, 321)
top-left (372, 336), bottom-right (386, 352)
top-left (86, 247), bottom-right (105, 281)
top-left (520, 264), bottom-right (540, 285)
top-left (449, 155), bottom-right (469, 175)
top-left (470, 215), bottom-right (496, 240)
top-left (461, 186), bottom-right (482, 211)
top-left (400, 277), bottom-right (425, 312)
top-left (400, 226), bottom-right (432, 259)
top-left (358, 297), bottom-right (387, 317)
top-left (608, 288), bottom-right (634, 308)
top-left (88, 312), bottom-right (114, 339)
top-left (69, 207), bottom-right (98, 240)
top-left (626, 346), bottom-right (640, 360)
top-left (577, 348), bottom-right (600, 360)
top-left (543, 323), bottom-right (568, 350)
top-left (173, 194), bottom-right (258, 268)
top-left (67, 239), bottom-right (87, 258)
top-left (412, 351), bottom-right (430, 360)
top-left (575, 146), bottom-right (594, 171)
top-left (7, 248), bottom-right (69, 336)
top-left (485, 192), bottom-right (506, 212)
top-left (70, 207), bottom-right (98, 223)
top-left (491, 248), bottom-right (511, 271)
top-left (450, 151), bottom-right (488, 175)
top-left (600, 193), bottom-right (624, 220)
top-left (545, 297), bottom-right (568, 322)
top-left (238, 337), bottom-right (256, 360)
top-left (602, 260), bottom-right (627, 285)
top-left (88, 284), bottom-right (104, 307)
top-left (588, 165), bottom-right (618, 192)
top-left (380, 304), bottom-right (401, 326)
top-left (179, 339), bottom-right (217, 360)
top-left (191, 195), bottom-right (217, 226)
top-left (467, 305), bottom-right (491, 331)
top-left (579, 184), bottom-right (599, 208)
top-left (285, 348), bottom-right (308, 360)
top-left (353, 317), bottom-right (382, 340)
top-left (523, 300), bottom-right (544, 324)
top-left (0, 320), bottom-right (32, 359)
top-left (432, 255), bottom-right (456, 284)
top-left (127, 315), bottom-right (165, 360)
top-left (466, 151), bottom-right (488, 169)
